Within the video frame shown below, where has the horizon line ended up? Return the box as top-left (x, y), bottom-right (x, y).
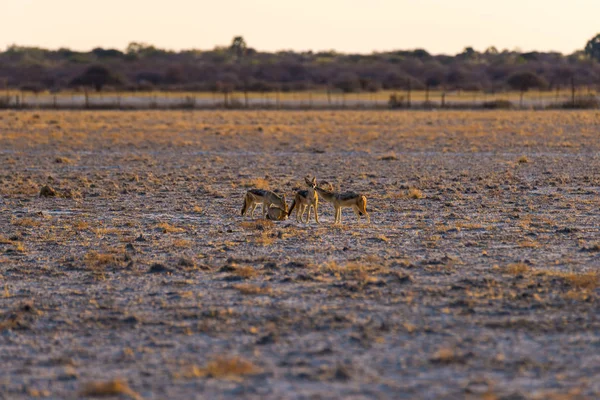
top-left (3, 41), bottom-right (583, 58)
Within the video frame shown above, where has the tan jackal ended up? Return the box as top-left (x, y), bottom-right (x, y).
top-left (241, 189), bottom-right (288, 219)
top-left (265, 205), bottom-right (288, 221)
top-left (288, 176), bottom-right (320, 224)
top-left (314, 181), bottom-right (370, 224)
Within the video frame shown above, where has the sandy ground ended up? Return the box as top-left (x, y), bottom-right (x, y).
top-left (0, 110), bottom-right (599, 399)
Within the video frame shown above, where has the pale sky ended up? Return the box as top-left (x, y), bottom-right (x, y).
top-left (1, 0), bottom-right (598, 55)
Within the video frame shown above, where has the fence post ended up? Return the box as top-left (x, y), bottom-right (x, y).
top-left (571, 77), bottom-right (575, 107)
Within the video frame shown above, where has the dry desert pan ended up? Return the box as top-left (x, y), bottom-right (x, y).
top-left (0, 110), bottom-right (599, 399)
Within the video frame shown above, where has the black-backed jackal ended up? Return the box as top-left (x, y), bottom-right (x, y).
top-left (288, 176), bottom-right (320, 224)
top-left (241, 189), bottom-right (288, 219)
top-left (265, 205), bottom-right (288, 221)
top-left (314, 181), bottom-right (370, 224)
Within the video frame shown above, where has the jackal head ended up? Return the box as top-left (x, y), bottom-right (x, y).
top-left (316, 179), bottom-right (334, 192)
top-left (266, 205), bottom-right (288, 221)
top-left (304, 176), bottom-right (317, 189)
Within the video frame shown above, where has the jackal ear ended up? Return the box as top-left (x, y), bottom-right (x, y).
top-left (311, 177), bottom-right (317, 185)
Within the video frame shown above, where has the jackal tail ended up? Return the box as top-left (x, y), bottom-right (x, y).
top-left (241, 193), bottom-right (250, 216)
top-left (288, 199), bottom-right (296, 216)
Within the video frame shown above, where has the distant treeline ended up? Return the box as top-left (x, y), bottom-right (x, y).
top-left (3, 35), bottom-right (600, 95)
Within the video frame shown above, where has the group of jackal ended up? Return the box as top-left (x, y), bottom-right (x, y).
top-left (241, 176), bottom-right (370, 224)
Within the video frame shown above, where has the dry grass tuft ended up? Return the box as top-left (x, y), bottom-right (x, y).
top-left (173, 239), bottom-right (192, 248)
top-left (378, 152), bottom-right (397, 161)
top-left (73, 220), bottom-right (90, 230)
top-left (84, 251), bottom-right (117, 269)
top-left (517, 155), bottom-right (529, 164)
top-left (242, 178), bottom-right (269, 189)
top-left (55, 156), bottom-right (72, 164)
top-left (430, 347), bottom-right (459, 364)
top-left (407, 188), bottom-right (425, 199)
top-left (253, 231), bottom-right (276, 246)
top-left (561, 271), bottom-right (599, 290)
top-left (240, 220), bottom-right (274, 231)
top-left (232, 284), bottom-right (272, 295)
top-left (39, 185), bottom-right (57, 197)
top-left (518, 239), bottom-right (540, 248)
top-left (319, 261), bottom-right (385, 284)
top-left (581, 242), bottom-right (600, 252)
top-left (80, 379), bottom-right (140, 399)
top-left (12, 217), bottom-right (41, 227)
top-left (506, 263), bottom-right (530, 275)
top-left (14, 242), bottom-right (26, 253)
top-left (201, 357), bottom-right (261, 380)
top-left (233, 266), bottom-right (258, 279)
top-left (157, 222), bottom-right (185, 234)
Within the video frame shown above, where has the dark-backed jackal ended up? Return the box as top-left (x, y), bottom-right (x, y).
top-left (288, 176), bottom-right (320, 224)
top-left (265, 205), bottom-right (288, 221)
top-left (241, 189), bottom-right (288, 219)
top-left (314, 181), bottom-right (370, 224)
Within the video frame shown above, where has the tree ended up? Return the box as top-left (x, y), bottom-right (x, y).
top-left (423, 65), bottom-right (445, 102)
top-left (507, 72), bottom-right (547, 107)
top-left (70, 65), bottom-right (122, 92)
top-left (92, 48), bottom-right (124, 59)
top-left (230, 36), bottom-right (247, 61)
top-left (585, 34), bottom-right (600, 62)
top-left (333, 72), bottom-right (361, 93)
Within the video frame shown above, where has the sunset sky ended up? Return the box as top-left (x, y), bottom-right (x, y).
top-left (2, 0), bottom-right (598, 54)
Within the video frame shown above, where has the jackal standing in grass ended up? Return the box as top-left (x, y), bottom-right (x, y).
top-left (314, 180), bottom-right (370, 224)
top-left (241, 189), bottom-right (288, 219)
top-left (288, 176), bottom-right (320, 224)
